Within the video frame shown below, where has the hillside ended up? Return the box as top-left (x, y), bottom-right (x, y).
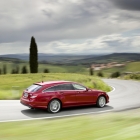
top-left (76, 53), bottom-right (140, 65)
top-left (0, 53), bottom-right (139, 65)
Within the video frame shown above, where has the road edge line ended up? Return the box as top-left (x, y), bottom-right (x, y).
top-left (0, 109), bottom-right (112, 123)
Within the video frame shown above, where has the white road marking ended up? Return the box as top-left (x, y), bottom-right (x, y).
top-left (0, 84), bottom-right (116, 123)
top-left (108, 86), bottom-right (115, 93)
top-left (0, 109), bottom-right (112, 123)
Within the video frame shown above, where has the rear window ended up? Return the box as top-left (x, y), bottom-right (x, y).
top-left (26, 84), bottom-right (42, 92)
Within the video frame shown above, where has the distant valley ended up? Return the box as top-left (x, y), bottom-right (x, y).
top-left (0, 53), bottom-right (140, 65)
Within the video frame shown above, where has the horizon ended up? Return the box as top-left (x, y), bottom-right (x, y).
top-left (0, 52), bottom-right (140, 56)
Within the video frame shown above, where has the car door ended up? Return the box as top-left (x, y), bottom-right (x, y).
top-left (55, 84), bottom-right (77, 107)
top-left (36, 86), bottom-right (56, 108)
top-left (72, 83), bottom-right (96, 105)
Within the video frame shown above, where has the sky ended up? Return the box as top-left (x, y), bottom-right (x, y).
top-left (0, 0), bottom-right (140, 55)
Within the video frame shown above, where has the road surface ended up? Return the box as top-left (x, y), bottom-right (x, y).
top-left (0, 79), bottom-right (140, 122)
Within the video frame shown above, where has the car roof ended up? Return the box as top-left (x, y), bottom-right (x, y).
top-left (36, 81), bottom-right (72, 86)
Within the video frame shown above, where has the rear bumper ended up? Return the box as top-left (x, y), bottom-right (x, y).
top-left (20, 98), bottom-right (35, 108)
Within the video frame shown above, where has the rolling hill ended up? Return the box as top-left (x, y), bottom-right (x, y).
top-left (0, 53), bottom-right (140, 65)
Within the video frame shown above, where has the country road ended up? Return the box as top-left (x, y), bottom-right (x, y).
top-left (0, 79), bottom-right (140, 122)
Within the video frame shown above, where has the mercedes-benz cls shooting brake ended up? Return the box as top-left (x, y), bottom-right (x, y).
top-left (20, 81), bottom-right (109, 113)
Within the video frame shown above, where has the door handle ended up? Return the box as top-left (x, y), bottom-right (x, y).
top-left (77, 91), bottom-right (80, 93)
top-left (59, 92), bottom-right (63, 94)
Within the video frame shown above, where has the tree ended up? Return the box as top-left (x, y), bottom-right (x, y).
top-left (89, 67), bottom-right (93, 75)
top-left (29, 36), bottom-right (38, 73)
top-left (97, 71), bottom-right (104, 77)
top-left (21, 66), bottom-right (28, 74)
top-left (11, 66), bottom-right (19, 74)
top-left (3, 65), bottom-right (7, 74)
top-left (110, 71), bottom-right (120, 78)
top-left (15, 66), bottom-right (19, 74)
top-left (44, 68), bottom-right (49, 73)
top-left (11, 69), bottom-right (16, 74)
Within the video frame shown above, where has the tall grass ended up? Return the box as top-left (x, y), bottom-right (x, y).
top-left (0, 109), bottom-right (140, 140)
top-left (0, 73), bottom-right (111, 99)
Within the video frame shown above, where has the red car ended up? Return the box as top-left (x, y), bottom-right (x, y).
top-left (20, 81), bottom-right (109, 113)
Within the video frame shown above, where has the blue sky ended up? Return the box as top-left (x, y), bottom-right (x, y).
top-left (0, 0), bottom-right (140, 54)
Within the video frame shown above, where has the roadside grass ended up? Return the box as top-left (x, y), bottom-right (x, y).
top-left (123, 74), bottom-right (140, 80)
top-left (0, 73), bottom-right (111, 100)
top-left (0, 109), bottom-right (140, 140)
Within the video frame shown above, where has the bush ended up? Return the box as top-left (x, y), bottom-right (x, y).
top-left (124, 74), bottom-right (140, 80)
top-left (21, 66), bottom-right (28, 74)
top-left (110, 71), bottom-right (120, 78)
top-left (44, 68), bottom-right (49, 73)
top-left (11, 69), bottom-right (16, 74)
top-left (89, 67), bottom-right (94, 75)
top-left (97, 71), bottom-right (104, 77)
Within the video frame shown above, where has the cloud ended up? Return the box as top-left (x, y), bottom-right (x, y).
top-left (0, 0), bottom-right (139, 43)
top-left (1, 33), bottom-right (140, 54)
top-left (0, 0), bottom-right (140, 54)
top-left (110, 0), bottom-right (140, 11)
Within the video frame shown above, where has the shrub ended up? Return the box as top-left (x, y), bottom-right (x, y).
top-left (44, 68), bottom-right (49, 73)
top-left (110, 71), bottom-right (120, 78)
top-left (97, 71), bottom-right (104, 77)
top-left (89, 67), bottom-right (94, 75)
top-left (21, 66), bottom-right (28, 74)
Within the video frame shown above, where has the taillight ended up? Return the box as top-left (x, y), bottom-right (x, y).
top-left (23, 92), bottom-right (28, 98)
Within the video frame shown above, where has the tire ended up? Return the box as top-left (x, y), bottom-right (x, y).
top-left (48, 99), bottom-right (61, 113)
top-left (97, 96), bottom-right (106, 108)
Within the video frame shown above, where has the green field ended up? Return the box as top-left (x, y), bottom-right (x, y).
top-left (0, 61), bottom-right (88, 74)
top-left (0, 109), bottom-right (140, 140)
top-left (0, 61), bottom-right (140, 77)
top-left (0, 73), bottom-right (111, 99)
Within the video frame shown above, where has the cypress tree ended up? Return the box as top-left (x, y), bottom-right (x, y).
top-left (29, 36), bottom-right (38, 73)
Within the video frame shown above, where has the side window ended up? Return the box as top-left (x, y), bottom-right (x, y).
top-left (26, 84), bottom-right (42, 92)
top-left (55, 84), bottom-right (74, 90)
top-left (43, 84), bottom-right (75, 92)
top-left (43, 86), bottom-right (56, 92)
top-left (72, 84), bottom-right (86, 90)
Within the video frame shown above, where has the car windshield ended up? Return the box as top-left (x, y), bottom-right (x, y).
top-left (26, 84), bottom-right (42, 92)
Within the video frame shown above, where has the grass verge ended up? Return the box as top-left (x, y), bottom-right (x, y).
top-left (0, 109), bottom-right (140, 140)
top-left (0, 73), bottom-right (111, 100)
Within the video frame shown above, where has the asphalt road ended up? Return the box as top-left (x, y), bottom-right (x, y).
top-left (0, 79), bottom-right (140, 122)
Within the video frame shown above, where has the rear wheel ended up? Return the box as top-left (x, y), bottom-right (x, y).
top-left (48, 99), bottom-right (61, 113)
top-left (97, 96), bottom-right (106, 108)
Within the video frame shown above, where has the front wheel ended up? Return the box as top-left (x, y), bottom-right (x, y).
top-left (97, 96), bottom-right (106, 108)
top-left (48, 99), bottom-right (61, 113)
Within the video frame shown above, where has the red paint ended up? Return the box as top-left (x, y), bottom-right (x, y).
top-left (20, 81), bottom-right (109, 110)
